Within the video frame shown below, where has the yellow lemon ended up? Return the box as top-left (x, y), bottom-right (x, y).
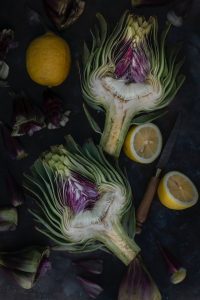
top-left (123, 123), bottom-right (162, 164)
top-left (26, 32), bottom-right (71, 87)
top-left (158, 171), bottom-right (198, 210)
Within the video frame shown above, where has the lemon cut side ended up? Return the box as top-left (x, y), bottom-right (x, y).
top-left (123, 123), bottom-right (162, 164)
top-left (158, 171), bottom-right (198, 210)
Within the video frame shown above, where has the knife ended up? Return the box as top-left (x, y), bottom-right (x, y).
top-left (135, 113), bottom-right (182, 234)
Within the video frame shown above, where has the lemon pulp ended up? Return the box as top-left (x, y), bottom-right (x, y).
top-left (123, 123), bottom-right (162, 164)
top-left (158, 171), bottom-right (198, 210)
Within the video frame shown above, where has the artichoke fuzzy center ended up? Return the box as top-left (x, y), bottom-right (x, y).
top-left (92, 75), bottom-right (162, 112)
top-left (61, 186), bottom-right (126, 242)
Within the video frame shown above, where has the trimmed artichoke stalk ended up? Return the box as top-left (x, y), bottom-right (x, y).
top-left (24, 136), bottom-right (140, 266)
top-left (158, 243), bottom-right (187, 284)
top-left (118, 256), bottom-right (161, 300)
top-left (82, 12), bottom-right (185, 157)
top-left (43, 0), bottom-right (85, 30)
top-left (0, 122), bottom-right (28, 160)
top-left (0, 246), bottom-right (51, 289)
top-left (43, 88), bottom-right (70, 129)
top-left (0, 207), bottom-right (18, 232)
top-left (11, 92), bottom-right (45, 137)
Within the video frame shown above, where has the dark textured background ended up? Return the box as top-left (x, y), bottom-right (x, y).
top-left (0, 0), bottom-right (200, 299)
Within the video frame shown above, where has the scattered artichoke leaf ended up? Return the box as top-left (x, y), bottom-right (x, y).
top-left (131, 110), bottom-right (168, 125)
top-left (0, 61), bottom-right (9, 79)
top-left (83, 103), bottom-right (102, 135)
top-left (43, 0), bottom-right (85, 30)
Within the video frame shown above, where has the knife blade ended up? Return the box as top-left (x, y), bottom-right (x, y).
top-left (135, 113), bottom-right (182, 234)
top-left (156, 113), bottom-right (182, 170)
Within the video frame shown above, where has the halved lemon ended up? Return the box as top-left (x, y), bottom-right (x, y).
top-left (123, 123), bottom-right (162, 164)
top-left (158, 171), bottom-right (198, 210)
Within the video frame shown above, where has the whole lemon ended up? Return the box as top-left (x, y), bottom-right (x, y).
top-left (26, 32), bottom-right (71, 87)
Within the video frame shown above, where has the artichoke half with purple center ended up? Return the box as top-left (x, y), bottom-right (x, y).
top-left (24, 136), bottom-right (140, 266)
top-left (81, 12), bottom-right (185, 157)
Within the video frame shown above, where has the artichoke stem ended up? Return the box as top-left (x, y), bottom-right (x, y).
top-left (98, 224), bottom-right (140, 266)
top-left (100, 102), bottom-right (133, 158)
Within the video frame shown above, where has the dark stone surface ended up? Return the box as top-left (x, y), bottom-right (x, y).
top-left (0, 0), bottom-right (200, 299)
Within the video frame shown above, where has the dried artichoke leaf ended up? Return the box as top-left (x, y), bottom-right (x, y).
top-left (44, 0), bottom-right (85, 30)
top-left (0, 61), bottom-right (9, 80)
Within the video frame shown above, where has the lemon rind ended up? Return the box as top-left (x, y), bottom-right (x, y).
top-left (162, 171), bottom-right (198, 208)
top-left (129, 123), bottom-right (162, 164)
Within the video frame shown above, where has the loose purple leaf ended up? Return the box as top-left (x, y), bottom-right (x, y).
top-left (6, 173), bottom-right (24, 207)
top-left (77, 276), bottom-right (103, 299)
top-left (11, 93), bottom-right (45, 137)
top-left (118, 257), bottom-right (161, 300)
top-left (36, 257), bottom-right (51, 279)
top-left (0, 122), bottom-right (28, 160)
top-left (0, 29), bottom-right (17, 60)
top-left (74, 258), bottom-right (103, 275)
top-left (43, 0), bottom-right (85, 30)
top-left (43, 88), bottom-right (70, 129)
top-left (0, 246), bottom-right (50, 289)
top-left (0, 207), bottom-right (18, 232)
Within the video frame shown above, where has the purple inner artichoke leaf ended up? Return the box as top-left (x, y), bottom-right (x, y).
top-left (115, 41), bottom-right (150, 83)
top-left (59, 173), bottom-right (99, 214)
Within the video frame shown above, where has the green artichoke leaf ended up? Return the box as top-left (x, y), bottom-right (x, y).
top-left (83, 103), bottom-right (102, 135)
top-left (131, 110), bottom-right (168, 125)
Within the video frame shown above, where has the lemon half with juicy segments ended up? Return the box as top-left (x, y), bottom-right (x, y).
top-left (158, 171), bottom-right (199, 210)
top-left (123, 123), bottom-right (162, 164)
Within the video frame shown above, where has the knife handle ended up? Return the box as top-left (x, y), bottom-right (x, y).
top-left (136, 174), bottom-right (161, 234)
